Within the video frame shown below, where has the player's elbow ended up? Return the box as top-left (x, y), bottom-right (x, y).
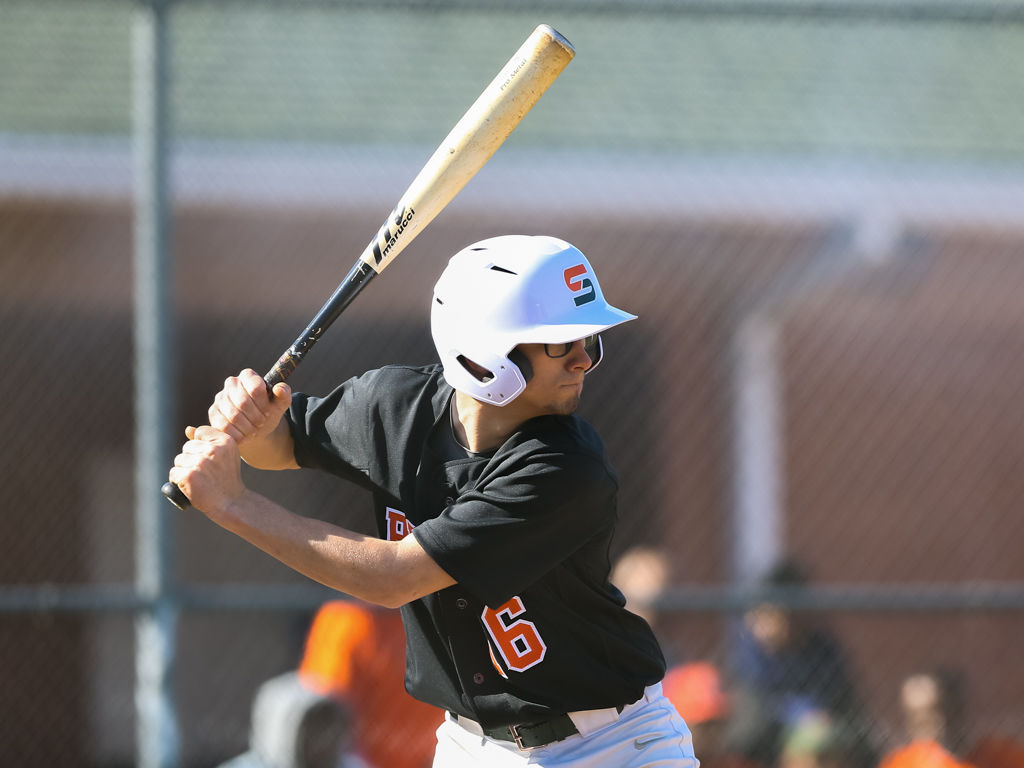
top-left (373, 590), bottom-right (415, 611)
top-left (335, 537), bottom-right (454, 609)
top-left (371, 573), bottom-right (455, 609)
top-left (354, 581), bottom-right (429, 610)
top-left (373, 540), bottom-right (456, 609)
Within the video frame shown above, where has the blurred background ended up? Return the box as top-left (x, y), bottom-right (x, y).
top-left (2, 1), bottom-right (1024, 767)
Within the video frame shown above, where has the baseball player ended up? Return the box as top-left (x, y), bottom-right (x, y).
top-left (169, 235), bottom-right (698, 767)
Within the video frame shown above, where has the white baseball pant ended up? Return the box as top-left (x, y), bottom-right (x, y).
top-left (431, 682), bottom-right (698, 768)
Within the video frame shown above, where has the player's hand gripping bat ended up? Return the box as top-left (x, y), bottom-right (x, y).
top-left (162, 24), bottom-right (575, 509)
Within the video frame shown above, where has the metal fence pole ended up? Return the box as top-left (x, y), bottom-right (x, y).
top-left (132, 1), bottom-right (179, 767)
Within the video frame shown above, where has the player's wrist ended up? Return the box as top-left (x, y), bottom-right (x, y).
top-left (239, 423), bottom-right (296, 470)
top-left (209, 487), bottom-right (260, 530)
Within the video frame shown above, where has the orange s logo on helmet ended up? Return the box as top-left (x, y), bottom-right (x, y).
top-left (563, 264), bottom-right (596, 307)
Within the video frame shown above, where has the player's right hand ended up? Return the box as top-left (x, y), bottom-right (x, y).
top-left (208, 368), bottom-right (292, 446)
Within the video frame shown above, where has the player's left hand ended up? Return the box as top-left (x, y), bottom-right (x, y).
top-left (168, 425), bottom-right (246, 518)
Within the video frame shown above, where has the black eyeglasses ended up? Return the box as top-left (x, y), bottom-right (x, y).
top-left (543, 334), bottom-right (603, 370)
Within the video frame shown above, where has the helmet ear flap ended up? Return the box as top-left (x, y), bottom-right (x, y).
top-left (507, 348), bottom-right (533, 383)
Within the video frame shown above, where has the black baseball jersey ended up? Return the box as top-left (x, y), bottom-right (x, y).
top-left (286, 364), bottom-right (665, 728)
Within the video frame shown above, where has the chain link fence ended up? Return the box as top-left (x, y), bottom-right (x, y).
top-left (2, 1), bottom-right (1024, 766)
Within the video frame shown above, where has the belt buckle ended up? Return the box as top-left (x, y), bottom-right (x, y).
top-left (508, 724), bottom-right (528, 750)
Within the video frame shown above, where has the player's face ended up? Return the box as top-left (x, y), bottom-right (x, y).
top-left (513, 338), bottom-right (596, 417)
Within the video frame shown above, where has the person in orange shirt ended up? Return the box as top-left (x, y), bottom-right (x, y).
top-left (879, 669), bottom-right (975, 768)
top-left (882, 741), bottom-right (975, 768)
top-left (298, 600), bottom-right (443, 768)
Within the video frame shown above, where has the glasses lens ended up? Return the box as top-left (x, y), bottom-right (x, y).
top-left (544, 342), bottom-right (573, 358)
top-left (583, 334), bottom-right (603, 370)
top-left (542, 335), bottom-right (603, 366)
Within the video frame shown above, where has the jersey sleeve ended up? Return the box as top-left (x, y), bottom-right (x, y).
top-left (286, 364), bottom-right (449, 494)
top-left (412, 449), bottom-right (618, 608)
top-left (285, 371), bottom-right (376, 488)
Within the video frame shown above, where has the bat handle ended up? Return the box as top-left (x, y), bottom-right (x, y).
top-left (265, 346), bottom-right (302, 389)
top-left (161, 481), bottom-right (191, 510)
top-left (161, 345), bottom-right (305, 510)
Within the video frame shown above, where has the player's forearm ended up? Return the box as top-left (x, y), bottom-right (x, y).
top-left (215, 490), bottom-right (452, 608)
top-left (238, 418), bottom-right (299, 471)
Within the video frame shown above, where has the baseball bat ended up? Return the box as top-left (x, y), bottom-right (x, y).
top-left (162, 24), bottom-right (576, 509)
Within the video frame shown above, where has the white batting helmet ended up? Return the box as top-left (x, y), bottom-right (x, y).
top-left (430, 235), bottom-right (637, 405)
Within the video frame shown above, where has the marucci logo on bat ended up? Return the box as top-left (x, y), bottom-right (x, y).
top-left (369, 205), bottom-right (416, 266)
top-left (563, 264), bottom-right (596, 306)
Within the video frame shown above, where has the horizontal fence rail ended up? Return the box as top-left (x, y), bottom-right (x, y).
top-left (3, 582), bottom-right (1024, 614)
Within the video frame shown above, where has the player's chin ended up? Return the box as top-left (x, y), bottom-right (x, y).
top-left (554, 389), bottom-right (582, 415)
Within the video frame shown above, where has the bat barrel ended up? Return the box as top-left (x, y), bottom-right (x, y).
top-left (358, 23), bottom-right (575, 275)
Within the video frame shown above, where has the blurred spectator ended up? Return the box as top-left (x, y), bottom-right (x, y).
top-left (216, 671), bottom-right (368, 768)
top-left (878, 668), bottom-right (975, 768)
top-left (664, 661), bottom-right (761, 768)
top-left (611, 544), bottom-right (686, 663)
top-left (781, 710), bottom-right (864, 768)
top-left (726, 558), bottom-right (876, 768)
top-left (298, 600), bottom-right (442, 768)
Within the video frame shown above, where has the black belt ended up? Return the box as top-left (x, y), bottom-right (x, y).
top-left (453, 705), bottom-right (625, 750)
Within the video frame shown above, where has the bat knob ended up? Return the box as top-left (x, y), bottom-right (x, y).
top-left (161, 481), bottom-right (192, 510)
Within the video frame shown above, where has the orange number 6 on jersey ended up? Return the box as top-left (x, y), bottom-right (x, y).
top-left (482, 596), bottom-right (547, 673)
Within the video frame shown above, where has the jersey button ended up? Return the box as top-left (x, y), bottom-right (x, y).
top-left (444, 496), bottom-right (455, 506)
top-left (455, 598), bottom-right (468, 609)
top-left (473, 672), bottom-right (485, 685)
